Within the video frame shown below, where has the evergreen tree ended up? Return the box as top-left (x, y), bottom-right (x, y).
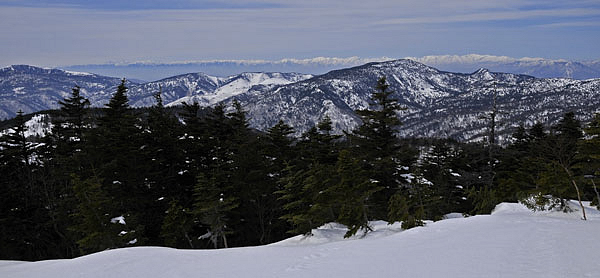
top-left (193, 173), bottom-right (239, 248)
top-left (388, 192), bottom-right (424, 229)
top-left (161, 200), bottom-right (196, 248)
top-left (70, 174), bottom-right (136, 254)
top-left (278, 117), bottom-right (340, 236)
top-left (143, 90), bottom-right (186, 245)
top-left (333, 150), bottom-right (381, 237)
top-left (74, 79), bottom-right (147, 251)
top-left (42, 86), bottom-right (93, 258)
top-left (350, 76), bottom-right (408, 220)
top-left (0, 110), bottom-right (36, 259)
top-left (417, 142), bottom-right (467, 219)
top-left (57, 86), bottom-right (91, 141)
top-left (1, 110), bottom-right (32, 168)
top-left (518, 113), bottom-right (588, 219)
top-left (580, 113), bottom-right (600, 207)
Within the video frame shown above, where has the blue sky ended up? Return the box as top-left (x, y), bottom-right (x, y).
top-left (1, 0), bottom-right (599, 67)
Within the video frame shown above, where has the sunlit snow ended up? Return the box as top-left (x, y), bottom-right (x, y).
top-left (2, 201), bottom-right (599, 278)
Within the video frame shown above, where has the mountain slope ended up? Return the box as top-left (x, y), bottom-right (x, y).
top-left (2, 62), bottom-right (599, 143)
top-left (162, 72), bottom-right (312, 107)
top-left (0, 66), bottom-right (312, 119)
top-left (0, 65), bottom-right (124, 119)
top-left (409, 54), bottom-right (600, 79)
top-left (231, 59), bottom-right (599, 142)
top-left (1, 201), bottom-right (598, 278)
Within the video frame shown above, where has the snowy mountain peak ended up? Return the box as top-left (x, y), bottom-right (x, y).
top-left (473, 68), bottom-right (490, 74)
top-left (470, 68), bottom-right (495, 80)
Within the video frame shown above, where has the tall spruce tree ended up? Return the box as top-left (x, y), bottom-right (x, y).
top-left (278, 117), bottom-right (341, 236)
top-left (143, 90), bottom-right (186, 245)
top-left (38, 86), bottom-right (92, 259)
top-left (350, 76), bottom-right (407, 220)
top-left (333, 150), bottom-right (380, 237)
top-left (73, 79), bottom-right (146, 252)
top-left (193, 173), bottom-right (238, 248)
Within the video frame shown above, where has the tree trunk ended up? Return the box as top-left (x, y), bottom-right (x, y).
top-left (184, 232), bottom-right (194, 249)
top-left (563, 166), bottom-right (587, 220)
top-left (591, 179), bottom-right (600, 209)
top-left (222, 234), bottom-right (229, 249)
top-left (570, 178), bottom-right (587, 220)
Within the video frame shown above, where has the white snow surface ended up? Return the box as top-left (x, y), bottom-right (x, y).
top-left (2, 201), bottom-right (599, 278)
top-left (1, 114), bottom-right (53, 138)
top-left (165, 72), bottom-right (312, 107)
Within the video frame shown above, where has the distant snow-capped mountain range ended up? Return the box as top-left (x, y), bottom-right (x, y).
top-left (63, 55), bottom-right (600, 81)
top-left (1, 60), bottom-right (599, 143)
top-left (408, 54), bottom-right (600, 80)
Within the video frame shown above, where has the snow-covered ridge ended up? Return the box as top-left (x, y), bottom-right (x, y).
top-left (2, 201), bottom-right (598, 278)
top-left (127, 72), bottom-right (314, 108)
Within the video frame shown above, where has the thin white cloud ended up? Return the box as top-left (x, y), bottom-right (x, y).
top-left (374, 8), bottom-right (600, 25)
top-left (535, 21), bottom-right (600, 28)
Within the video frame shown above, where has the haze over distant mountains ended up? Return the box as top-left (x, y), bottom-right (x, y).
top-left (61, 55), bottom-right (600, 81)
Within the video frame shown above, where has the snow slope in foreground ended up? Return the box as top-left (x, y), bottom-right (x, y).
top-left (2, 201), bottom-right (599, 278)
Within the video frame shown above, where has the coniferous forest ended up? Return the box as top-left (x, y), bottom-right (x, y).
top-left (1, 77), bottom-right (599, 261)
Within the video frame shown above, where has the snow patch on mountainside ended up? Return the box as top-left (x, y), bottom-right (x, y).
top-left (1, 114), bottom-right (53, 138)
top-left (165, 72), bottom-right (313, 107)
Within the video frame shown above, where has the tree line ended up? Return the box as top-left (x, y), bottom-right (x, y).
top-left (1, 77), bottom-right (598, 261)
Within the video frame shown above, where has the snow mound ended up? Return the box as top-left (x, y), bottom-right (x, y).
top-left (443, 212), bottom-right (465, 219)
top-left (272, 220), bottom-right (404, 246)
top-left (492, 200), bottom-right (600, 220)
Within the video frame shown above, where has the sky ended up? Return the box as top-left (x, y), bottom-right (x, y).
top-left (1, 0), bottom-right (599, 67)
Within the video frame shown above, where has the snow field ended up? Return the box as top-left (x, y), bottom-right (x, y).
top-left (1, 201), bottom-right (599, 278)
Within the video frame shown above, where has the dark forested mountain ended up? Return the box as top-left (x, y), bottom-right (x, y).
top-left (2, 61), bottom-right (599, 142)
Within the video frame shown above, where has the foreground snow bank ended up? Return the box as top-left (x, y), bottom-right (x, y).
top-left (2, 202), bottom-right (599, 278)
